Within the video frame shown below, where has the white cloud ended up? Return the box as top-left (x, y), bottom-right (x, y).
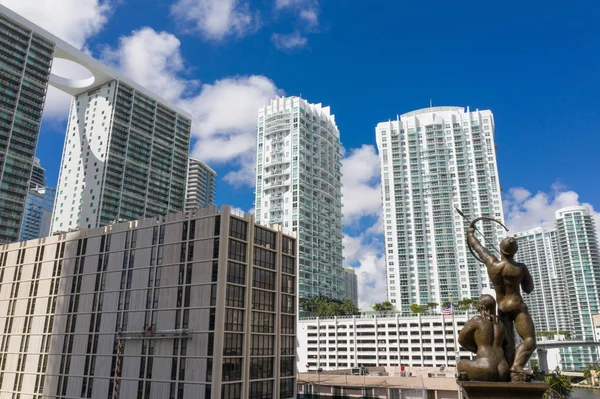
top-left (102, 28), bottom-right (281, 182)
top-left (271, 32), bottom-right (308, 50)
top-left (171, 0), bottom-right (259, 40)
top-left (2, 0), bottom-right (113, 120)
top-left (341, 145), bottom-right (382, 224)
top-left (503, 184), bottom-right (600, 234)
top-left (343, 223), bottom-right (387, 309)
top-left (275, 0), bottom-right (319, 26)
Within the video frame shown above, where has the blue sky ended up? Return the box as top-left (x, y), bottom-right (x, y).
top-left (6, 0), bottom-right (600, 306)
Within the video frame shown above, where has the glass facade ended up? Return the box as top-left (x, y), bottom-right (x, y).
top-left (19, 186), bottom-right (56, 241)
top-left (0, 14), bottom-right (54, 243)
top-left (376, 107), bottom-right (506, 310)
top-left (255, 96), bottom-right (344, 300)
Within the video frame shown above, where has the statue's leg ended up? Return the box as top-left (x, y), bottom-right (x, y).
top-left (512, 309), bottom-right (536, 373)
top-left (499, 311), bottom-right (515, 368)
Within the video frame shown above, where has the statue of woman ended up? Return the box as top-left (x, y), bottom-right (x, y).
top-left (457, 294), bottom-right (510, 382)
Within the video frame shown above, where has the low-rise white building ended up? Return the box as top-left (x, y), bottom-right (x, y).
top-left (298, 314), bottom-right (474, 373)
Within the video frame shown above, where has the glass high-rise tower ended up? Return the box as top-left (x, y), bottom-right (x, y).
top-left (255, 96), bottom-right (344, 300)
top-left (0, 11), bottom-right (54, 243)
top-left (376, 106), bottom-right (505, 310)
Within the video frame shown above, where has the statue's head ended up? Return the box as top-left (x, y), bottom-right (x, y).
top-left (500, 236), bottom-right (518, 256)
top-left (477, 294), bottom-right (496, 316)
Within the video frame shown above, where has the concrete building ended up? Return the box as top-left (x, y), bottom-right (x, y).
top-left (514, 227), bottom-right (569, 332)
top-left (30, 157), bottom-right (46, 188)
top-left (297, 314), bottom-right (472, 373)
top-left (593, 315), bottom-right (600, 342)
top-left (255, 96), bottom-right (344, 300)
top-left (344, 268), bottom-right (358, 307)
top-left (19, 186), bottom-right (56, 241)
top-left (0, 206), bottom-right (297, 399)
top-left (375, 107), bottom-right (505, 310)
top-left (0, 9), bottom-right (54, 243)
top-left (185, 157), bottom-right (217, 211)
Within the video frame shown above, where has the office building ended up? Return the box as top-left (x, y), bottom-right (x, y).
top-left (0, 206), bottom-right (297, 399)
top-left (0, 10), bottom-right (54, 244)
top-left (19, 186), bottom-right (56, 241)
top-left (297, 313), bottom-right (471, 372)
top-left (255, 96), bottom-right (344, 300)
top-left (30, 157), bottom-right (46, 188)
top-left (344, 268), bottom-right (358, 307)
top-left (514, 227), bottom-right (569, 332)
top-left (185, 157), bottom-right (217, 211)
top-left (375, 107), bottom-right (505, 310)
top-left (0, 5), bottom-right (192, 236)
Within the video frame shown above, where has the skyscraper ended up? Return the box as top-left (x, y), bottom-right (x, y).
top-left (19, 186), bottom-right (56, 241)
top-left (51, 80), bottom-right (191, 232)
top-left (514, 227), bottom-right (569, 332)
top-left (343, 268), bottom-right (359, 307)
top-left (30, 157), bottom-right (46, 188)
top-left (0, 206), bottom-right (297, 398)
top-left (0, 11), bottom-right (54, 243)
top-left (376, 106), bottom-right (505, 310)
top-left (185, 157), bottom-right (217, 210)
top-left (255, 96), bottom-right (344, 300)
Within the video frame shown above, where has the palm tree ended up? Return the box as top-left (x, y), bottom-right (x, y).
top-left (426, 302), bottom-right (439, 313)
top-left (408, 304), bottom-right (425, 314)
top-left (543, 368), bottom-right (573, 399)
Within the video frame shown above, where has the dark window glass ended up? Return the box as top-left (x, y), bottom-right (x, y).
top-left (252, 290), bottom-right (275, 312)
top-left (251, 312), bottom-right (274, 333)
top-left (182, 221), bottom-right (188, 241)
top-left (281, 275), bottom-right (295, 294)
top-left (224, 309), bottom-right (245, 332)
top-left (280, 357), bottom-right (295, 377)
top-left (282, 255), bottom-right (295, 275)
top-left (279, 378), bottom-right (295, 399)
top-left (209, 309), bottom-right (216, 330)
top-left (281, 336), bottom-right (295, 355)
top-left (253, 247), bottom-right (275, 269)
top-left (249, 380), bottom-right (273, 399)
top-left (254, 227), bottom-right (276, 248)
top-left (252, 269), bottom-right (275, 291)
top-left (214, 216), bottom-right (220, 237)
top-left (227, 262), bottom-right (246, 285)
top-left (223, 333), bottom-right (244, 356)
top-left (206, 358), bottom-right (213, 382)
top-left (229, 217), bottom-right (247, 240)
top-left (189, 220), bottom-right (196, 240)
top-left (222, 359), bottom-right (243, 381)
top-left (228, 240), bottom-right (246, 262)
top-left (221, 383), bottom-right (242, 399)
top-left (250, 334), bottom-right (274, 356)
top-left (210, 285), bottom-right (217, 306)
top-left (213, 238), bottom-right (220, 258)
top-left (207, 333), bottom-right (214, 356)
top-left (281, 294), bottom-right (295, 314)
top-left (225, 285), bottom-right (245, 308)
top-left (281, 315), bottom-right (295, 334)
top-left (249, 357), bottom-right (273, 379)
top-left (211, 261), bottom-right (219, 282)
top-left (282, 237), bottom-right (295, 256)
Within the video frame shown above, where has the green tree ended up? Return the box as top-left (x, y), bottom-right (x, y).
top-left (426, 302), bottom-right (438, 313)
top-left (300, 296), bottom-right (360, 317)
top-left (372, 301), bottom-right (394, 314)
top-left (408, 304), bottom-right (425, 314)
top-left (457, 298), bottom-right (478, 312)
top-left (543, 368), bottom-right (573, 399)
top-left (340, 298), bottom-right (359, 315)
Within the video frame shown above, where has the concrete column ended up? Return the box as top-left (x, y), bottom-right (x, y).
top-left (537, 348), bottom-right (549, 373)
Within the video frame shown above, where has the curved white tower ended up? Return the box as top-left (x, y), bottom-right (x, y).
top-left (255, 96), bottom-right (344, 300)
top-left (376, 106), bottom-right (505, 310)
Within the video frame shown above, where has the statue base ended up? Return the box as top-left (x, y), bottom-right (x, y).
top-left (458, 381), bottom-right (549, 399)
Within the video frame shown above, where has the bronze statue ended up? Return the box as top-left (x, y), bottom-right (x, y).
top-left (457, 294), bottom-right (510, 382)
top-left (466, 218), bottom-right (537, 382)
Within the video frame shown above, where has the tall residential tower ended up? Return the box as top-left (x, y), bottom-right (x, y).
top-left (376, 107), bottom-right (505, 310)
top-left (255, 96), bottom-right (344, 300)
top-left (185, 157), bottom-right (217, 210)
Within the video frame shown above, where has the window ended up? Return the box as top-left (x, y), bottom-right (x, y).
top-left (252, 290), bottom-right (275, 311)
top-left (223, 333), bottom-right (244, 356)
top-left (225, 285), bottom-right (245, 308)
top-left (253, 269), bottom-right (275, 290)
top-left (249, 357), bottom-right (273, 379)
top-left (282, 237), bottom-right (295, 255)
top-left (280, 378), bottom-right (295, 399)
top-left (282, 255), bottom-right (295, 275)
top-left (254, 247), bottom-right (275, 269)
top-left (250, 334), bottom-right (274, 356)
top-left (222, 359), bottom-right (243, 381)
top-left (222, 383), bottom-right (242, 399)
top-left (227, 262), bottom-right (246, 285)
top-left (212, 261), bottom-right (219, 282)
top-left (249, 380), bottom-right (273, 399)
top-left (229, 218), bottom-right (247, 240)
top-left (252, 312), bottom-right (274, 333)
top-left (224, 309), bottom-right (245, 332)
top-left (254, 227), bottom-right (275, 248)
top-left (281, 315), bottom-right (295, 334)
top-left (281, 336), bottom-right (295, 355)
top-left (281, 275), bottom-right (295, 294)
top-left (280, 357), bottom-right (294, 377)
top-left (228, 240), bottom-right (246, 262)
top-left (281, 295), bottom-right (295, 314)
